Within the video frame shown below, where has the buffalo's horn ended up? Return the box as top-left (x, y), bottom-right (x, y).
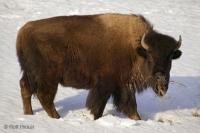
top-left (177, 35), bottom-right (182, 49)
top-left (141, 33), bottom-right (149, 50)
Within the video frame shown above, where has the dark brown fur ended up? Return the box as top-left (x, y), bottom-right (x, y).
top-left (16, 13), bottom-right (181, 120)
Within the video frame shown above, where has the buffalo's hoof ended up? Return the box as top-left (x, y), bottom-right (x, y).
top-left (48, 112), bottom-right (61, 119)
top-left (129, 113), bottom-right (141, 120)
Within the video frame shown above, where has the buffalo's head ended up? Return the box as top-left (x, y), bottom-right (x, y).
top-left (136, 31), bottom-right (182, 97)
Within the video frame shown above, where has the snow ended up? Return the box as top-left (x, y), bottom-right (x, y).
top-left (0, 0), bottom-right (200, 133)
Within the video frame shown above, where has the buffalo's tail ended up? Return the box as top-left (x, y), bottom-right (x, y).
top-left (16, 23), bottom-right (37, 94)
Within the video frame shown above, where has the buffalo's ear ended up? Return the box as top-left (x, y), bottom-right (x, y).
top-left (136, 46), bottom-right (147, 58)
top-left (172, 50), bottom-right (182, 59)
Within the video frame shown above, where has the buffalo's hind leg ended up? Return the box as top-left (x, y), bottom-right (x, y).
top-left (113, 87), bottom-right (141, 120)
top-left (37, 84), bottom-right (60, 119)
top-left (20, 72), bottom-right (33, 115)
top-left (86, 80), bottom-right (113, 120)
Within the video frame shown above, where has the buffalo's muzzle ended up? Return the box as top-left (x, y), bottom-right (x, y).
top-left (154, 72), bottom-right (168, 97)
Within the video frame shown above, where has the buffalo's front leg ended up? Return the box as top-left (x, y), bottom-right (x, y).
top-left (86, 82), bottom-right (112, 120)
top-left (113, 87), bottom-right (141, 120)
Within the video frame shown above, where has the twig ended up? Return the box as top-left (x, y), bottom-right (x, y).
top-left (169, 80), bottom-right (187, 87)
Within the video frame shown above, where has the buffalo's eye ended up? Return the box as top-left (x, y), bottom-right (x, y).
top-left (136, 46), bottom-right (147, 58)
top-left (172, 50), bottom-right (182, 59)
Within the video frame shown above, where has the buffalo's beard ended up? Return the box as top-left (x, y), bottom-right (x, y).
top-left (129, 70), bottom-right (169, 96)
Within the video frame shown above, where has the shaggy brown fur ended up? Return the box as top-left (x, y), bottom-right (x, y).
top-left (16, 13), bottom-right (182, 120)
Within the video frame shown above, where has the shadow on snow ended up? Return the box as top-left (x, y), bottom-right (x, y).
top-left (34, 76), bottom-right (200, 119)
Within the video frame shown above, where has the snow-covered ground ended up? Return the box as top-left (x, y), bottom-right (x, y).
top-left (0, 0), bottom-right (200, 132)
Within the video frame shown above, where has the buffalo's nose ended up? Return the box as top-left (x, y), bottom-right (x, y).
top-left (155, 72), bottom-right (163, 77)
top-left (155, 72), bottom-right (165, 80)
top-left (155, 72), bottom-right (167, 86)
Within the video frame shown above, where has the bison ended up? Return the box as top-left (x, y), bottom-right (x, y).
top-left (16, 13), bottom-right (182, 120)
